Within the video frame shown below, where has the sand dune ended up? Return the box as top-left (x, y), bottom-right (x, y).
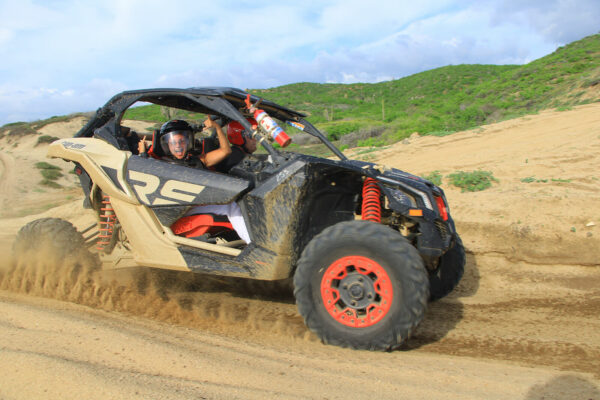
top-left (0, 104), bottom-right (599, 399)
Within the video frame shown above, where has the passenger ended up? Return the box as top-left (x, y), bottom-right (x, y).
top-left (138, 118), bottom-right (250, 243)
top-left (212, 118), bottom-right (258, 174)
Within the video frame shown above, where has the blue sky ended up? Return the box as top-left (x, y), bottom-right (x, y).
top-left (0, 0), bottom-right (598, 126)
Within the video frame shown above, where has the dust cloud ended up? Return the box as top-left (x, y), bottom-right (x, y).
top-left (0, 245), bottom-right (305, 342)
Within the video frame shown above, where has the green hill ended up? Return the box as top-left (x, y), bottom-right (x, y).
top-left (250, 33), bottom-right (600, 144)
top-left (3, 34), bottom-right (599, 149)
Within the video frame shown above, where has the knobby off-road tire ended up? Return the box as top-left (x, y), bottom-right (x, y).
top-left (12, 217), bottom-right (97, 268)
top-left (294, 220), bottom-right (429, 351)
top-left (428, 234), bottom-right (465, 301)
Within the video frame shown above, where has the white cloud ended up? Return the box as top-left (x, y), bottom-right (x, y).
top-left (487, 0), bottom-right (600, 44)
top-left (0, 78), bottom-right (127, 123)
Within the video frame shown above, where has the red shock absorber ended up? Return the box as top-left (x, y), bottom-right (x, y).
top-left (96, 195), bottom-right (116, 251)
top-left (362, 178), bottom-right (382, 223)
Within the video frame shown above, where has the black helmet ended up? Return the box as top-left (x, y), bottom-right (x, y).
top-left (160, 119), bottom-right (193, 136)
top-left (159, 120), bottom-right (193, 158)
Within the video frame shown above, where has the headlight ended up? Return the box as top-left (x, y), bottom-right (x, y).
top-left (378, 176), bottom-right (433, 211)
top-left (413, 189), bottom-right (434, 210)
top-left (388, 188), bottom-right (417, 208)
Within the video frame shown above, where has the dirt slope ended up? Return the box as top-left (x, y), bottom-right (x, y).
top-left (0, 105), bottom-right (599, 399)
top-left (371, 103), bottom-right (600, 266)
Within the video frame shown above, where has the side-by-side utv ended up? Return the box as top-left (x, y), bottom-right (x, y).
top-left (13, 87), bottom-right (464, 350)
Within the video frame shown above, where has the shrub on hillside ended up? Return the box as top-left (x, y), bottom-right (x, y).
top-left (32, 116), bottom-right (70, 130)
top-left (291, 133), bottom-right (320, 145)
top-left (448, 170), bottom-right (499, 192)
top-left (35, 161), bottom-right (63, 182)
top-left (322, 122), bottom-right (361, 141)
top-left (40, 169), bottom-right (63, 180)
top-left (357, 137), bottom-right (385, 147)
top-left (424, 171), bottom-right (443, 186)
top-left (1, 123), bottom-right (37, 137)
top-left (31, 113), bottom-right (91, 130)
top-left (39, 179), bottom-right (62, 189)
top-left (36, 135), bottom-right (59, 146)
top-left (340, 126), bottom-right (385, 148)
top-left (35, 161), bottom-right (61, 170)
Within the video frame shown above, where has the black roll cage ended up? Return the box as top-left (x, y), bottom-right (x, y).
top-left (75, 87), bottom-right (347, 161)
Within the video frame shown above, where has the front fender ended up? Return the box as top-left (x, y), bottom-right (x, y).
top-left (48, 138), bottom-right (137, 203)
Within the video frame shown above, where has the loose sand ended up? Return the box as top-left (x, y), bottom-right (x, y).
top-left (0, 105), bottom-right (598, 399)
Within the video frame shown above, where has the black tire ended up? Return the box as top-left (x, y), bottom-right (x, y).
top-left (294, 220), bottom-right (429, 351)
top-left (12, 218), bottom-right (97, 267)
top-left (428, 234), bottom-right (465, 301)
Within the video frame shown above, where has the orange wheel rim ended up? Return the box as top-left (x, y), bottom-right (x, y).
top-left (320, 255), bottom-right (393, 328)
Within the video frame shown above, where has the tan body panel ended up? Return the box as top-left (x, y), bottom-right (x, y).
top-left (48, 138), bottom-right (135, 203)
top-left (48, 138), bottom-right (242, 273)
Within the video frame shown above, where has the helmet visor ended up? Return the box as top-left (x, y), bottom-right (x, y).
top-left (160, 130), bottom-right (192, 159)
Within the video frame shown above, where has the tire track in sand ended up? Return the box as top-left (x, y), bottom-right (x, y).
top-left (1, 250), bottom-right (599, 379)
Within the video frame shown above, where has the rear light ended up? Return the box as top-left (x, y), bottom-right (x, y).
top-left (74, 166), bottom-right (82, 175)
top-left (434, 196), bottom-right (448, 221)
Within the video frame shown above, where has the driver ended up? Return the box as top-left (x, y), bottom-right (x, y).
top-left (138, 118), bottom-right (250, 243)
top-left (139, 117), bottom-right (231, 168)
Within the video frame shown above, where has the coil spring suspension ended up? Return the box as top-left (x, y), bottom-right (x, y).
top-left (361, 178), bottom-right (382, 223)
top-left (96, 195), bottom-right (117, 251)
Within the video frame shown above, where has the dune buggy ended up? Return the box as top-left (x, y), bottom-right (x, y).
top-left (14, 87), bottom-right (464, 350)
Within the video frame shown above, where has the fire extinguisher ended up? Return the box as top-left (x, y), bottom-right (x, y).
top-left (245, 94), bottom-right (292, 147)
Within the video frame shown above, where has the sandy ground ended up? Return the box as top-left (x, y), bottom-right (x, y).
top-left (0, 105), bottom-right (599, 399)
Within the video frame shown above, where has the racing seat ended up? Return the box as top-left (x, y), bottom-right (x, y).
top-left (120, 126), bottom-right (141, 154)
top-left (146, 129), bottom-right (165, 159)
top-left (171, 213), bottom-right (238, 241)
